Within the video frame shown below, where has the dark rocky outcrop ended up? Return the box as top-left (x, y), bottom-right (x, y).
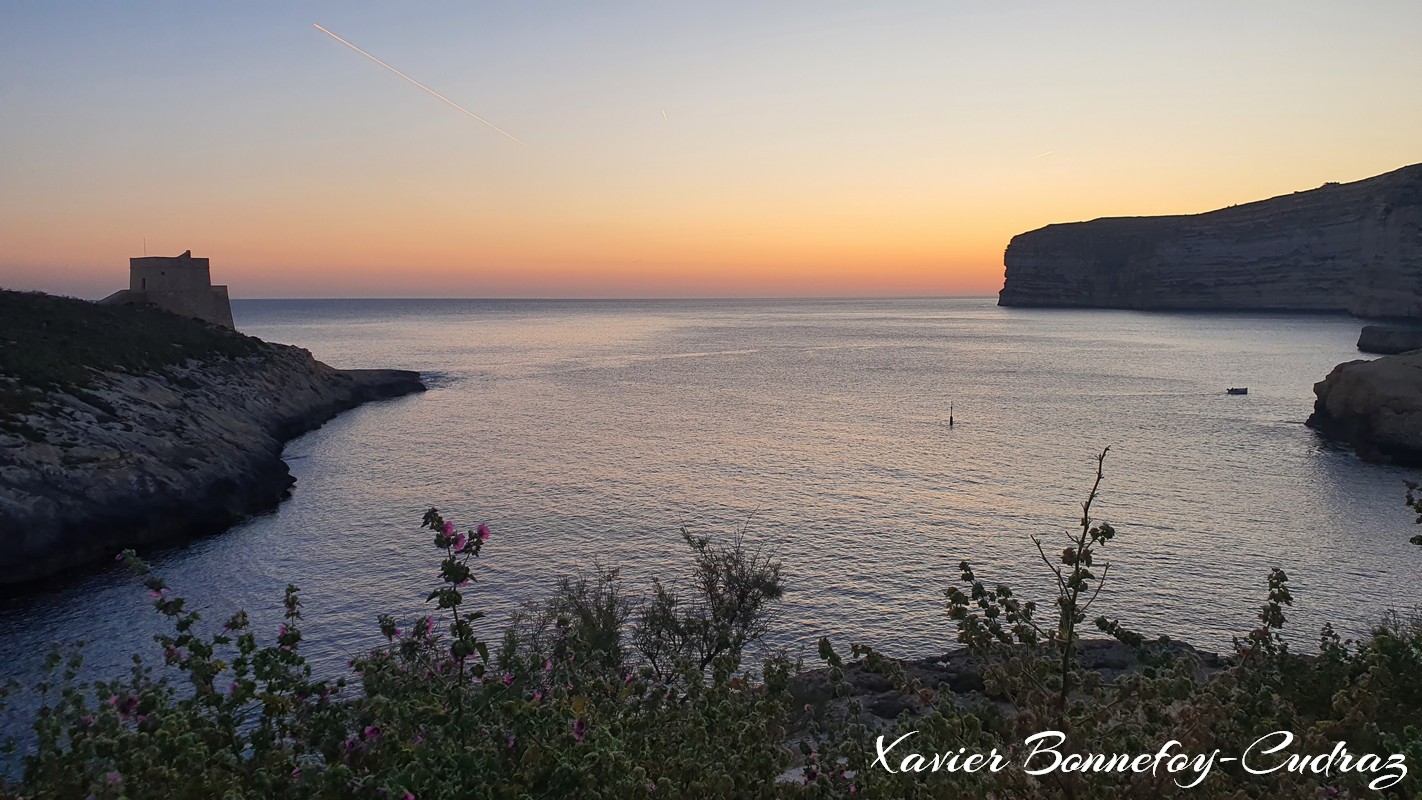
top-left (786, 639), bottom-right (1224, 736)
top-left (999, 163), bottom-right (1422, 317)
top-left (0, 291), bottom-right (425, 589)
top-left (1358, 324), bottom-right (1422, 355)
top-left (1307, 352), bottom-right (1422, 464)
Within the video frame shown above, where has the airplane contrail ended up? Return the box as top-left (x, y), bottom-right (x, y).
top-left (313, 23), bottom-right (526, 147)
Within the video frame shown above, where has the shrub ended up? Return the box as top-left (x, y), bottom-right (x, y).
top-left (0, 511), bottom-right (793, 799)
top-left (635, 524), bottom-right (785, 683)
top-left (807, 451), bottom-right (1422, 798)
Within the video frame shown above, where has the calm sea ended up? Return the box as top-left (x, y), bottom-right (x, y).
top-left (4, 298), bottom-right (1421, 733)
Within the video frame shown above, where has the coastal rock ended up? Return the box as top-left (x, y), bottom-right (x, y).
top-left (0, 292), bottom-right (425, 589)
top-left (1357, 324), bottom-right (1422, 355)
top-left (999, 163), bottom-right (1422, 317)
top-left (1307, 352), bottom-right (1422, 464)
top-left (786, 639), bottom-right (1224, 735)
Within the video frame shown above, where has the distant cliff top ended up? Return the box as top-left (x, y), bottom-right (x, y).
top-left (999, 163), bottom-right (1422, 318)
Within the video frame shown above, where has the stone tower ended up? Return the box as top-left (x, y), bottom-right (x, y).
top-left (100, 250), bottom-right (235, 329)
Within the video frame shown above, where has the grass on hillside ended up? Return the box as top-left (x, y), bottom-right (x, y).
top-left (0, 289), bottom-right (265, 437)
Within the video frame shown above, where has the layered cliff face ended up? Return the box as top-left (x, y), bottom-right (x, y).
top-left (1000, 163), bottom-right (1422, 317)
top-left (0, 291), bottom-right (424, 588)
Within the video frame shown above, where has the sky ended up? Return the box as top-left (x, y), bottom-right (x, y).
top-left (1, 2), bottom-right (1420, 299)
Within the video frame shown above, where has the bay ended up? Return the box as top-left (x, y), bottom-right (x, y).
top-left (3, 298), bottom-right (1419, 735)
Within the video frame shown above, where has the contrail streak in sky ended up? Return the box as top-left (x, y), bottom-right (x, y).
top-left (313, 23), bottom-right (526, 147)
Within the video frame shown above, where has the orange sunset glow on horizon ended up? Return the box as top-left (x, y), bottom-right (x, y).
top-left (3, 2), bottom-right (1420, 299)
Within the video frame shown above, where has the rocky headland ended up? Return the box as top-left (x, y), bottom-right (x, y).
top-left (1357, 324), bottom-right (1422, 355)
top-left (0, 290), bottom-right (425, 589)
top-left (999, 163), bottom-right (1422, 317)
top-left (1307, 351), bottom-right (1422, 465)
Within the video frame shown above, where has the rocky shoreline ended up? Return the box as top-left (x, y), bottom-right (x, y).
top-left (0, 291), bottom-right (425, 589)
top-left (786, 639), bottom-right (1226, 739)
top-left (1307, 351), bottom-right (1422, 465)
top-left (1357, 324), bottom-right (1422, 355)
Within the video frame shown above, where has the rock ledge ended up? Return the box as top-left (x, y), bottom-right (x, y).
top-left (1307, 352), bottom-right (1422, 464)
top-left (0, 292), bottom-right (426, 589)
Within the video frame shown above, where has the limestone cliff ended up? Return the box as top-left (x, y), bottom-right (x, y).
top-left (0, 291), bottom-right (425, 588)
top-left (1357, 324), bottom-right (1422, 355)
top-left (999, 163), bottom-right (1422, 317)
top-left (1307, 352), bottom-right (1422, 465)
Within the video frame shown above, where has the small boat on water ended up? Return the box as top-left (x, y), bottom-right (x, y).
top-left (1226, 387), bottom-right (1248, 395)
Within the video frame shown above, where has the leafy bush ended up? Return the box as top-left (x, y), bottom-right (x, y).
top-left (635, 525), bottom-right (785, 683)
top-left (807, 452), bottom-right (1422, 798)
top-left (0, 511), bottom-right (794, 799)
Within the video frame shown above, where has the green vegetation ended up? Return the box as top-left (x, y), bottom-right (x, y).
top-left (0, 290), bottom-right (263, 432)
top-left (2, 453), bottom-right (1420, 798)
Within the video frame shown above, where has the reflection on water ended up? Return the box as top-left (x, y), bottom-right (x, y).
top-left (3, 298), bottom-right (1420, 738)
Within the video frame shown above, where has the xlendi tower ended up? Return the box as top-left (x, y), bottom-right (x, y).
top-left (100, 250), bottom-right (235, 329)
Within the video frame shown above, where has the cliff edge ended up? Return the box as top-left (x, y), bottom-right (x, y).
top-left (999, 163), bottom-right (1422, 317)
top-left (0, 290), bottom-right (425, 588)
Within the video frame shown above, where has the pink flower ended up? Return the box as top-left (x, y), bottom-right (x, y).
top-left (290, 767), bottom-right (301, 780)
top-left (502, 673), bottom-right (514, 686)
top-left (453, 532), bottom-right (467, 551)
top-left (543, 658), bottom-right (553, 673)
top-left (507, 734), bottom-right (516, 749)
top-left (106, 771), bottom-right (122, 785)
top-left (364, 725), bottom-right (382, 740)
top-left (403, 792), bottom-right (416, 800)
top-left (442, 521), bottom-right (454, 536)
top-left (573, 718), bottom-right (587, 742)
top-left (532, 690), bottom-right (543, 702)
top-left (477, 523), bottom-right (490, 541)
